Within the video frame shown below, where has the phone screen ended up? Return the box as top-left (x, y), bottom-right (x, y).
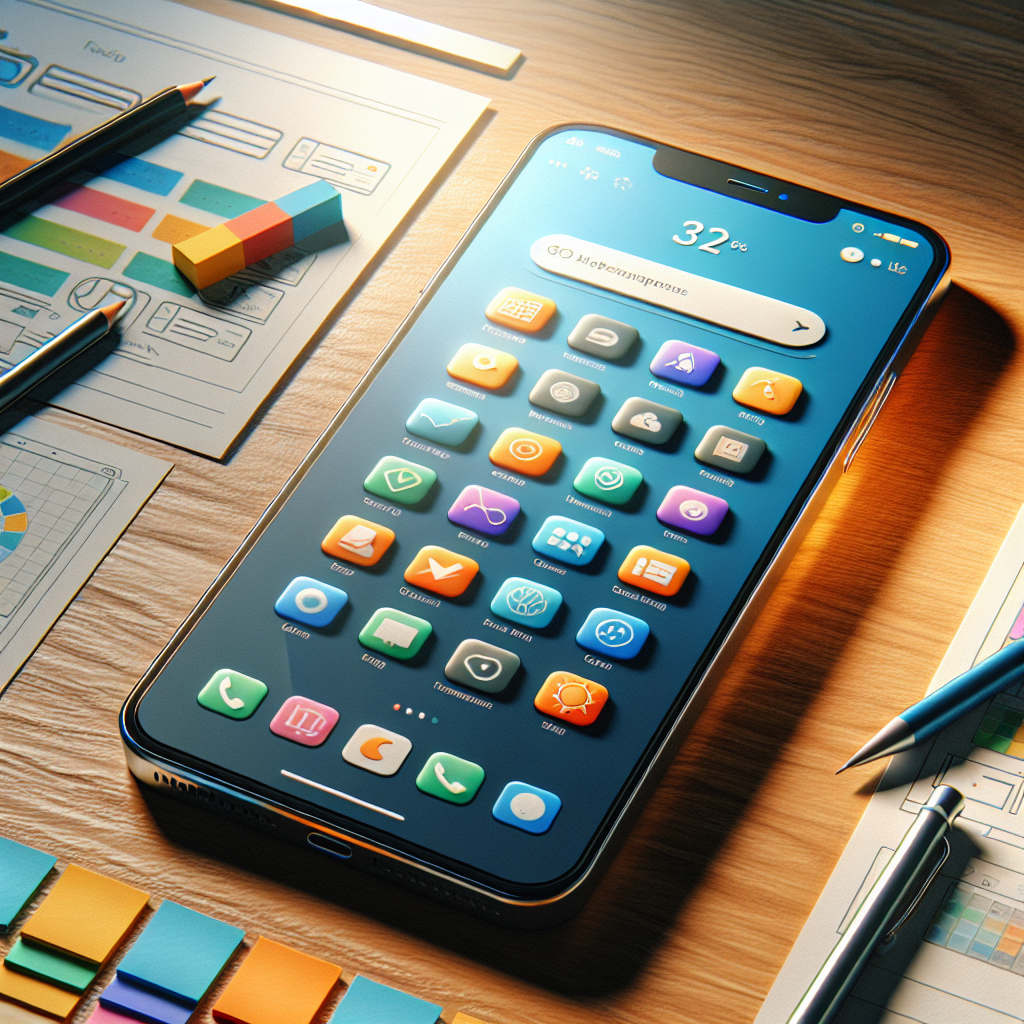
top-left (130, 127), bottom-right (942, 895)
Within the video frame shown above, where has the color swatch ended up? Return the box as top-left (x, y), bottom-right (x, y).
top-left (0, 106), bottom-right (70, 150)
top-left (123, 252), bottom-right (194, 297)
top-left (4, 216), bottom-right (125, 270)
top-left (0, 837), bottom-right (56, 929)
top-left (179, 180), bottom-right (263, 219)
top-left (0, 251), bottom-right (69, 297)
top-left (100, 157), bottom-right (183, 197)
top-left (927, 880), bottom-right (1024, 973)
top-left (151, 215), bottom-right (207, 246)
top-left (0, 149), bottom-right (32, 182)
top-left (974, 702), bottom-right (1024, 759)
top-left (329, 975), bottom-right (441, 1023)
top-left (52, 186), bottom-right (155, 233)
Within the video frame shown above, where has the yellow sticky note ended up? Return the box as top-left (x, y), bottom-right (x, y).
top-left (211, 936), bottom-right (340, 1024)
top-left (20, 864), bottom-right (149, 966)
top-left (452, 1014), bottom-right (493, 1024)
top-left (0, 964), bottom-right (80, 1020)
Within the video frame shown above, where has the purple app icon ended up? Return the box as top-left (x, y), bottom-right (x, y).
top-left (657, 485), bottom-right (729, 536)
top-left (448, 484), bottom-right (521, 536)
top-left (650, 340), bottom-right (720, 387)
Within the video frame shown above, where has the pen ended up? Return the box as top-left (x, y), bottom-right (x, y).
top-left (786, 784), bottom-right (965, 1024)
top-left (0, 302), bottom-right (125, 416)
top-left (839, 638), bottom-right (1024, 772)
top-left (0, 78), bottom-right (213, 219)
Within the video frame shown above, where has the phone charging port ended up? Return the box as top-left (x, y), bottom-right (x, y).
top-left (307, 832), bottom-right (353, 859)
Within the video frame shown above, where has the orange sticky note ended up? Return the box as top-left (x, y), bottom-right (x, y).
top-left (211, 937), bottom-right (340, 1024)
top-left (452, 1014), bottom-right (492, 1024)
top-left (19, 864), bottom-right (149, 966)
top-left (0, 963), bottom-right (81, 1020)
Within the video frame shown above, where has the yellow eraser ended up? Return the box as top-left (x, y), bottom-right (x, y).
top-left (172, 223), bottom-right (245, 290)
top-left (0, 962), bottom-right (81, 1020)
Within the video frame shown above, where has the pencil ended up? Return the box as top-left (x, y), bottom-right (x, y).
top-left (0, 78), bottom-right (214, 218)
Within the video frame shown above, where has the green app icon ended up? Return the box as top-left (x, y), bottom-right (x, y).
top-left (358, 607), bottom-right (432, 660)
top-left (363, 456), bottom-right (437, 506)
top-left (573, 456), bottom-right (643, 506)
top-left (197, 668), bottom-right (268, 720)
top-left (416, 752), bottom-right (485, 805)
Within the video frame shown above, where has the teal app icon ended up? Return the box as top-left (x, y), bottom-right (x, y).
top-left (406, 398), bottom-right (478, 446)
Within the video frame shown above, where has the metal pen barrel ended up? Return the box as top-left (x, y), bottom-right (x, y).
top-left (787, 785), bottom-right (965, 1024)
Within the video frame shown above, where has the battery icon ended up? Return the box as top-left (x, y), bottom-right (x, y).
top-left (874, 232), bottom-right (918, 248)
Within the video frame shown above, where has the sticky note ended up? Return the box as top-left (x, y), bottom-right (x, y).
top-left (115, 900), bottom-right (243, 1005)
top-left (0, 998), bottom-right (67, 1024)
top-left (211, 936), bottom-right (340, 1024)
top-left (4, 939), bottom-right (98, 993)
top-left (99, 977), bottom-right (191, 1024)
top-left (0, 962), bottom-right (80, 1019)
top-left (451, 1015), bottom-right (492, 1024)
top-left (0, 837), bottom-right (56, 929)
top-left (329, 975), bottom-right (441, 1023)
top-left (20, 864), bottom-right (149, 966)
top-left (85, 1005), bottom-right (139, 1024)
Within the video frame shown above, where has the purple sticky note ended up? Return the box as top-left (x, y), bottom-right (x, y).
top-left (657, 485), bottom-right (729, 536)
top-left (448, 484), bottom-right (520, 536)
top-left (100, 977), bottom-right (192, 1024)
top-left (650, 340), bottom-right (720, 387)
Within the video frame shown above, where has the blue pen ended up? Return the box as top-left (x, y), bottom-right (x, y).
top-left (839, 638), bottom-right (1024, 772)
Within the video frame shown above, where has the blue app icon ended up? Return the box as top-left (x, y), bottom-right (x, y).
top-left (530, 515), bottom-right (604, 567)
top-left (275, 576), bottom-right (348, 628)
top-left (406, 398), bottom-right (479, 446)
top-left (576, 607), bottom-right (650, 660)
top-left (492, 781), bottom-right (562, 834)
top-left (490, 577), bottom-right (562, 629)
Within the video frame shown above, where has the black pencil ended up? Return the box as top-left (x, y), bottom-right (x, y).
top-left (0, 78), bottom-right (214, 218)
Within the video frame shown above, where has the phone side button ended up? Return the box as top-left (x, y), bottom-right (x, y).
top-left (844, 372), bottom-right (897, 473)
top-left (307, 833), bottom-right (353, 859)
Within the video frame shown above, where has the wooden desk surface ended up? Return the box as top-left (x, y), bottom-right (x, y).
top-left (1, 2), bottom-right (1021, 1022)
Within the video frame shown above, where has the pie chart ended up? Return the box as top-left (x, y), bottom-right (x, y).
top-left (0, 486), bottom-right (27, 562)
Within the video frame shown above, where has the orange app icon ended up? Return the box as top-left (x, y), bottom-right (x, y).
top-left (321, 515), bottom-right (395, 566)
top-left (446, 343), bottom-right (519, 390)
top-left (488, 427), bottom-right (562, 477)
top-left (534, 671), bottom-right (609, 727)
top-left (617, 545), bottom-right (691, 597)
top-left (732, 366), bottom-right (803, 416)
top-left (403, 545), bottom-right (480, 598)
top-left (485, 287), bottom-right (557, 333)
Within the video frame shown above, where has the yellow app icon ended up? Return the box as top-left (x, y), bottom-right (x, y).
top-left (732, 366), bottom-right (803, 416)
top-left (484, 287), bottom-right (556, 333)
top-left (446, 343), bottom-right (518, 390)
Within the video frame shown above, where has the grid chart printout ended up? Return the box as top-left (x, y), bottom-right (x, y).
top-left (0, 0), bottom-right (488, 457)
top-left (0, 416), bottom-right (170, 695)
top-left (757, 502), bottom-right (1024, 1024)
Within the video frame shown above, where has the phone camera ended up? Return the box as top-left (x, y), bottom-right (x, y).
top-left (840, 246), bottom-right (864, 263)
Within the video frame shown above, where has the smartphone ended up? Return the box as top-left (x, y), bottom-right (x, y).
top-left (121, 125), bottom-right (949, 927)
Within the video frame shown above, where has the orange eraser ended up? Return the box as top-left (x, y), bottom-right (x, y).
top-left (224, 202), bottom-right (294, 265)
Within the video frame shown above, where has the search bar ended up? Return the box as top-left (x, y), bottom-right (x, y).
top-left (530, 235), bottom-right (825, 347)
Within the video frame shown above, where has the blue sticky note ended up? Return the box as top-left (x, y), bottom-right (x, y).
top-left (115, 901), bottom-right (243, 1005)
top-left (100, 977), bottom-right (192, 1024)
top-left (0, 836), bottom-right (56, 929)
top-left (330, 975), bottom-right (442, 1024)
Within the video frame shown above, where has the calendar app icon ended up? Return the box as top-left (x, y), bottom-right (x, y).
top-left (485, 287), bottom-right (557, 333)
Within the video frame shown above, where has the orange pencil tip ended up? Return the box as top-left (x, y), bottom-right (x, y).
top-left (178, 78), bottom-right (213, 103)
top-left (100, 300), bottom-right (127, 325)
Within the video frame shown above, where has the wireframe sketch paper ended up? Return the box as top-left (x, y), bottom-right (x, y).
top-left (0, 415), bottom-right (171, 694)
top-left (0, 0), bottom-right (489, 457)
top-left (758, 502), bottom-right (1024, 1024)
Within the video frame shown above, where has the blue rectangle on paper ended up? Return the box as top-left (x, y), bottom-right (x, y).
top-left (100, 977), bottom-right (192, 1024)
top-left (330, 975), bottom-right (442, 1024)
top-left (0, 836), bottom-right (57, 929)
top-left (0, 105), bottom-right (70, 150)
top-left (116, 900), bottom-right (243, 1005)
top-left (101, 157), bottom-right (183, 197)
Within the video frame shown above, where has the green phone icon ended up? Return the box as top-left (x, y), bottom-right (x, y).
top-left (197, 669), bottom-right (267, 720)
top-left (415, 752), bottom-right (485, 805)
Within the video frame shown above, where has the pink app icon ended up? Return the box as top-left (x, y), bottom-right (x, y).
top-left (269, 695), bottom-right (339, 747)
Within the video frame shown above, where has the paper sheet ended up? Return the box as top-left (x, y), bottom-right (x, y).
top-left (0, 0), bottom-right (489, 457)
top-left (757, 502), bottom-right (1024, 1024)
top-left (0, 415), bottom-right (171, 695)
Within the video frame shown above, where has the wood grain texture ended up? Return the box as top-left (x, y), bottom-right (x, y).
top-left (1, 2), bottom-right (1022, 1022)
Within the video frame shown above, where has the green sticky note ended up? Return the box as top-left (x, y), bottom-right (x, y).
top-left (572, 456), bottom-right (643, 506)
top-left (179, 180), bottom-right (263, 218)
top-left (415, 752), bottom-right (485, 805)
top-left (0, 837), bottom-right (56, 929)
top-left (197, 668), bottom-right (268, 719)
top-left (4, 938), bottom-right (98, 992)
top-left (4, 215), bottom-right (125, 269)
top-left (358, 607), bottom-right (431, 661)
top-left (363, 456), bottom-right (436, 506)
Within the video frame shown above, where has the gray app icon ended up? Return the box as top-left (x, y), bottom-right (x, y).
top-left (444, 639), bottom-right (521, 694)
top-left (611, 396), bottom-right (683, 446)
top-left (528, 369), bottom-right (601, 418)
top-left (567, 313), bottom-right (639, 360)
top-left (694, 424), bottom-right (767, 475)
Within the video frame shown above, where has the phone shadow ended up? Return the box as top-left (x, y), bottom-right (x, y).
top-left (138, 283), bottom-right (1015, 1000)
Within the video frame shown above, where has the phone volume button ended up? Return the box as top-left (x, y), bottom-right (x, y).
top-left (844, 372), bottom-right (898, 473)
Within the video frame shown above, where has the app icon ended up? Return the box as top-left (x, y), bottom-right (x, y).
top-left (321, 515), bottom-right (395, 566)
top-left (572, 456), bottom-right (643, 506)
top-left (567, 313), bottom-right (638, 360)
top-left (406, 398), bottom-right (478, 446)
top-left (576, 607), bottom-right (650, 660)
top-left (611, 397), bottom-right (683, 445)
top-left (416, 752), bottom-right (485, 804)
top-left (363, 455), bottom-right (437, 505)
top-left (446, 343), bottom-right (518, 390)
top-left (484, 287), bottom-right (556, 333)
top-left (269, 696), bottom-right (339, 746)
top-left (528, 369), bottom-right (601, 418)
top-left (656, 485), bottom-right (729, 536)
top-left (490, 576), bottom-right (562, 629)
top-left (358, 607), bottom-right (432, 660)
top-left (695, 425), bottom-right (767, 474)
top-left (531, 515), bottom-right (604, 567)
top-left (534, 671), bottom-right (609, 727)
top-left (447, 484), bottom-right (520, 536)
top-left (617, 545), bottom-right (691, 597)
top-left (403, 545), bottom-right (479, 598)
top-left (342, 724), bottom-right (413, 776)
top-left (492, 781), bottom-right (562, 834)
top-left (274, 576), bottom-right (348, 627)
top-left (197, 669), bottom-right (268, 720)
top-left (650, 339), bottom-right (720, 387)
top-left (732, 366), bottom-right (803, 415)
top-left (444, 639), bottom-right (520, 694)
top-left (488, 427), bottom-right (562, 477)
